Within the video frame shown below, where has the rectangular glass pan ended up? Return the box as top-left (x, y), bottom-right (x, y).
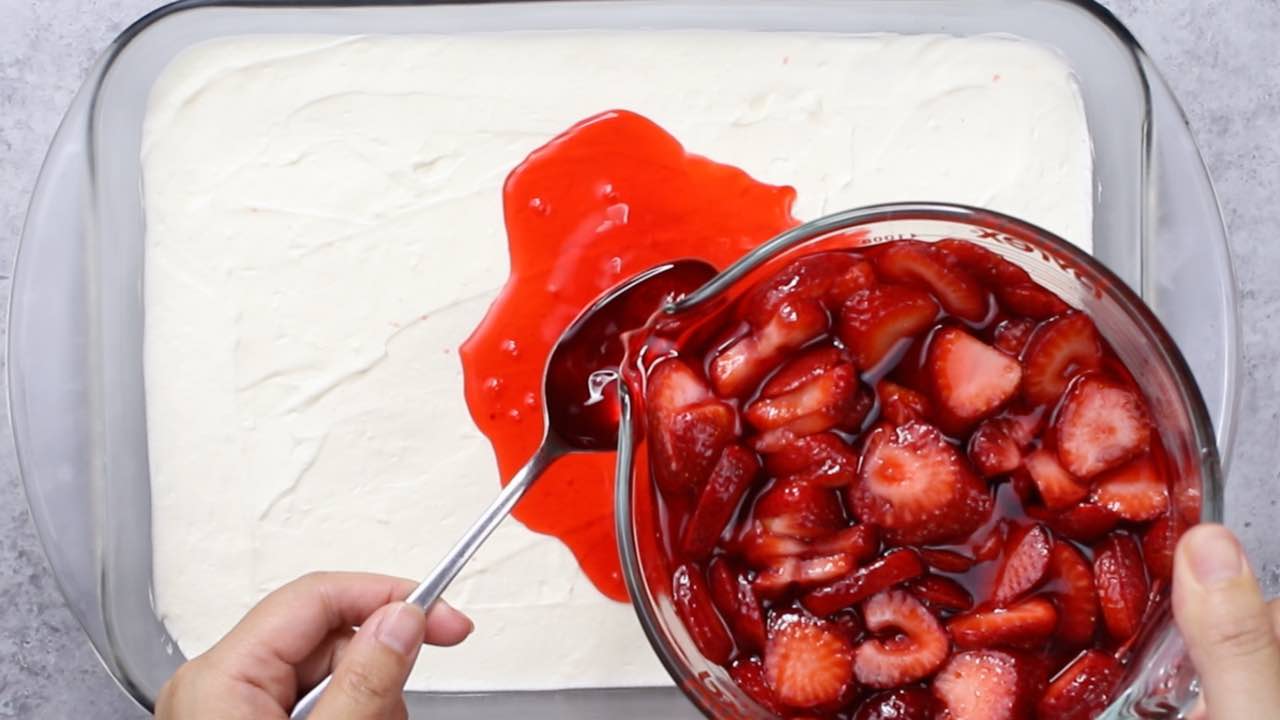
top-left (16, 0), bottom-right (1189, 716)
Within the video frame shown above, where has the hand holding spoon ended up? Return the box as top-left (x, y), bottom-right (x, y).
top-left (290, 260), bottom-right (715, 718)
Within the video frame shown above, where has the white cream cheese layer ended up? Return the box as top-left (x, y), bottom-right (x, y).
top-left (142, 31), bottom-right (1092, 691)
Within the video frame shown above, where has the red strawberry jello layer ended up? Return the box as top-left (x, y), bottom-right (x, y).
top-left (639, 239), bottom-right (1192, 720)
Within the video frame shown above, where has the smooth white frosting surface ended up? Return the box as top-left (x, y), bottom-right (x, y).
top-left (142, 31), bottom-right (1092, 691)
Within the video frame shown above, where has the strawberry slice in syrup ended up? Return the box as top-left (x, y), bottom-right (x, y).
top-left (849, 422), bottom-right (993, 545)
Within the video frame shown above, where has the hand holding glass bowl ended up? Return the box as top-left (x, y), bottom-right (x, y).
top-left (613, 204), bottom-right (1224, 719)
top-left (154, 203), bottom-right (1261, 720)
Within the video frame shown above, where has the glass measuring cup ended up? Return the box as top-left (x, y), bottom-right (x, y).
top-left (613, 202), bottom-right (1222, 720)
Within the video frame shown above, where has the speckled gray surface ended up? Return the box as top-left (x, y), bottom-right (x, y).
top-left (1, 1), bottom-right (1277, 717)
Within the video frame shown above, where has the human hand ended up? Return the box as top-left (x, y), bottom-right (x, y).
top-left (156, 572), bottom-right (473, 720)
top-left (1173, 523), bottom-right (1280, 719)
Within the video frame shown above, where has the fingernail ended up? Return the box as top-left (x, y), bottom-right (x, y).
top-left (431, 600), bottom-right (475, 638)
top-left (1187, 525), bottom-right (1244, 588)
top-left (376, 603), bottom-right (425, 657)
top-left (442, 601), bottom-right (475, 635)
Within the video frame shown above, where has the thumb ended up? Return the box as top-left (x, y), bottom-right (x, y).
top-left (1172, 524), bottom-right (1280, 717)
top-left (310, 602), bottom-right (426, 720)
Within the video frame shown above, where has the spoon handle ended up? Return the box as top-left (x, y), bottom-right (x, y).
top-left (290, 441), bottom-right (564, 719)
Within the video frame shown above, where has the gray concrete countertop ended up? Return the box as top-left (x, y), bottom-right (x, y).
top-left (2, 1), bottom-right (1277, 717)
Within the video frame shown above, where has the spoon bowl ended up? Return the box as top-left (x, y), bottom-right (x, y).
top-left (545, 260), bottom-right (718, 450)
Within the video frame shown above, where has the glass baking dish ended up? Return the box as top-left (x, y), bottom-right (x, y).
top-left (9, 0), bottom-right (1237, 717)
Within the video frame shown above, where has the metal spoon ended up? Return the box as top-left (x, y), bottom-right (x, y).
top-left (290, 259), bottom-right (716, 718)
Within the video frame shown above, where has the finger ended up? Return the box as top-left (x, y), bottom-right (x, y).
top-left (158, 656), bottom-right (290, 720)
top-left (1270, 598), bottom-right (1280, 644)
top-left (1172, 524), bottom-right (1280, 717)
top-left (423, 601), bottom-right (475, 647)
top-left (217, 572), bottom-right (417, 665)
top-left (296, 627), bottom-right (357, 692)
top-left (309, 602), bottom-right (425, 720)
top-left (294, 599), bottom-right (474, 691)
top-left (1187, 697), bottom-right (1207, 720)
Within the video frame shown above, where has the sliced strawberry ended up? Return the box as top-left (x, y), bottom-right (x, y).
top-left (990, 524), bottom-right (1053, 606)
top-left (810, 524), bottom-right (881, 563)
top-left (920, 548), bottom-right (977, 574)
top-left (874, 240), bottom-right (990, 321)
top-left (935, 239), bottom-right (1032, 286)
top-left (991, 521), bottom-right (1048, 583)
top-left (936, 235), bottom-right (1075, 319)
top-left (876, 380), bottom-right (934, 426)
top-left (1055, 375), bottom-right (1152, 479)
top-left (838, 285), bottom-right (940, 369)
top-left (908, 574), bottom-right (975, 613)
top-left (1036, 650), bottom-right (1120, 720)
top-left (934, 240), bottom-right (1066, 319)
top-left (936, 226), bottom-right (1064, 319)
top-left (753, 478), bottom-right (845, 540)
top-left (1021, 312), bottom-right (1103, 405)
top-left (822, 255), bottom-right (880, 305)
top-left (1047, 543), bottom-right (1098, 649)
top-left (948, 597), bottom-right (1058, 650)
top-left (737, 523), bottom-right (812, 566)
top-left (992, 318), bottom-right (1037, 357)
top-left (708, 334), bottom-right (761, 400)
top-left (729, 656), bottom-right (783, 715)
top-left (933, 649), bottom-right (1046, 720)
top-left (754, 553), bottom-right (857, 597)
top-left (850, 422), bottom-right (992, 545)
top-left (831, 609), bottom-right (865, 642)
top-left (932, 239), bottom-right (1068, 324)
top-left (1031, 502), bottom-right (1121, 543)
top-left (929, 327), bottom-right (1022, 425)
top-left (760, 346), bottom-right (846, 396)
top-left (671, 563), bottom-right (733, 664)
top-left (751, 429), bottom-right (796, 455)
top-left (739, 522), bottom-right (876, 568)
top-left (1173, 467), bottom-right (1203, 527)
top-left (1092, 533), bottom-right (1149, 641)
top-left (707, 557), bottom-right (767, 653)
top-left (968, 419), bottom-right (1025, 478)
top-left (647, 356), bottom-right (713, 409)
top-left (710, 298), bottom-right (828, 398)
top-left (803, 548), bottom-right (926, 616)
top-left (1002, 405), bottom-right (1047, 447)
top-left (646, 359), bottom-right (734, 498)
top-left (1141, 511), bottom-right (1187, 582)
top-left (840, 382), bottom-right (877, 434)
top-left (746, 362), bottom-right (860, 437)
top-left (1010, 469), bottom-right (1039, 507)
top-left (764, 615), bottom-right (856, 709)
top-left (752, 393), bottom-right (872, 455)
top-left (1090, 455), bottom-right (1169, 522)
top-left (680, 446), bottom-right (760, 559)
top-left (649, 402), bottom-right (736, 498)
top-left (853, 688), bottom-right (938, 720)
top-left (762, 432), bottom-right (860, 488)
top-left (998, 283), bottom-right (1071, 320)
top-left (1022, 447), bottom-right (1089, 510)
top-left (972, 521), bottom-right (1009, 563)
top-left (854, 589), bottom-right (950, 688)
top-left (756, 297), bottom-right (832, 356)
top-left (746, 252), bottom-right (877, 326)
